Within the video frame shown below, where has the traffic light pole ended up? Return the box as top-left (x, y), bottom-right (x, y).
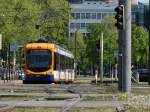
top-left (122, 0), bottom-right (131, 92)
top-left (118, 0), bottom-right (124, 91)
top-left (116, 0), bottom-right (131, 92)
top-left (118, 31), bottom-right (124, 91)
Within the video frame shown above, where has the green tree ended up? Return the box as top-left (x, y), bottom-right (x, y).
top-left (34, 0), bottom-right (70, 44)
top-left (0, 0), bottom-right (40, 44)
top-left (69, 32), bottom-right (88, 73)
top-left (0, 0), bottom-right (70, 61)
top-left (132, 26), bottom-right (148, 68)
top-left (0, 0), bottom-right (41, 61)
top-left (0, 0), bottom-right (70, 45)
top-left (86, 17), bottom-right (118, 72)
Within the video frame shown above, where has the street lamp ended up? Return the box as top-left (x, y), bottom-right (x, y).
top-left (74, 28), bottom-right (79, 77)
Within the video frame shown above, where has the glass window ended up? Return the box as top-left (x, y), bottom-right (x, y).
top-left (69, 0), bottom-right (83, 4)
top-left (75, 23), bottom-right (80, 29)
top-left (86, 13), bottom-right (91, 19)
top-left (75, 13), bottom-right (80, 19)
top-left (81, 13), bottom-right (86, 19)
top-left (97, 13), bottom-right (101, 19)
top-left (70, 23), bottom-right (75, 28)
top-left (102, 13), bottom-right (107, 19)
top-left (70, 59), bottom-right (74, 69)
top-left (91, 13), bottom-right (96, 19)
top-left (81, 23), bottom-right (86, 29)
top-left (54, 53), bottom-right (60, 70)
top-left (71, 13), bottom-right (75, 19)
top-left (60, 55), bottom-right (65, 70)
top-left (27, 50), bottom-right (52, 72)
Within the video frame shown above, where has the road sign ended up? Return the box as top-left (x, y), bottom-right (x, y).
top-left (10, 44), bottom-right (19, 52)
top-left (114, 51), bottom-right (119, 57)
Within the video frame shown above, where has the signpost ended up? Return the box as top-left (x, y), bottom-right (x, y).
top-left (10, 44), bottom-right (19, 52)
top-left (9, 44), bottom-right (22, 80)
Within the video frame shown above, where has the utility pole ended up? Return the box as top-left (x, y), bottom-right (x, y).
top-left (117, 0), bottom-right (124, 91)
top-left (75, 30), bottom-right (77, 77)
top-left (115, 0), bottom-right (131, 92)
top-left (100, 32), bottom-right (103, 83)
top-left (8, 43), bottom-right (10, 82)
top-left (122, 0), bottom-right (131, 92)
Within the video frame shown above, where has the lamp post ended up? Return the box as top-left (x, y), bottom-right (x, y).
top-left (74, 28), bottom-right (79, 78)
top-left (75, 30), bottom-right (77, 65)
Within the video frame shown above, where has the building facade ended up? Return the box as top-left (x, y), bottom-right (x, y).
top-left (69, 0), bottom-right (139, 37)
top-left (137, 2), bottom-right (149, 28)
top-left (69, 0), bottom-right (117, 37)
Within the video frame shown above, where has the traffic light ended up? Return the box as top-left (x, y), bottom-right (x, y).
top-left (114, 5), bottom-right (124, 30)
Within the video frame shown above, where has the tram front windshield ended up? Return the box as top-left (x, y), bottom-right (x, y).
top-left (27, 50), bottom-right (52, 72)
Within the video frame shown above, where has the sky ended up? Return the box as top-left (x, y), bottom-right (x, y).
top-left (139, 0), bottom-right (149, 3)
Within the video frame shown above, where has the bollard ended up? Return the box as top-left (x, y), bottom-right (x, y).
top-left (95, 68), bottom-right (98, 84)
top-left (135, 72), bottom-right (139, 83)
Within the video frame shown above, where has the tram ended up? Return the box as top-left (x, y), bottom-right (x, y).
top-left (23, 41), bottom-right (75, 83)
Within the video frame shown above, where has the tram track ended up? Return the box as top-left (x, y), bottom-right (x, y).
top-left (0, 83), bottom-right (126, 111)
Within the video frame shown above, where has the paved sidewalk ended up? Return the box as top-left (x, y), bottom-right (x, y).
top-left (0, 100), bottom-right (124, 108)
top-left (0, 80), bottom-right (22, 84)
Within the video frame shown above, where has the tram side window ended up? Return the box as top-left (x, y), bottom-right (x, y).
top-left (54, 53), bottom-right (74, 70)
top-left (72, 59), bottom-right (74, 69)
top-left (69, 59), bottom-right (74, 69)
top-left (54, 53), bottom-right (60, 70)
top-left (64, 56), bottom-right (67, 69)
top-left (66, 58), bottom-right (70, 69)
top-left (60, 55), bottom-right (66, 70)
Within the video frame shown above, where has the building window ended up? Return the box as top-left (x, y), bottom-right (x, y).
top-left (70, 23), bottom-right (80, 29)
top-left (75, 23), bottom-right (80, 29)
top-left (75, 13), bottom-right (80, 19)
top-left (81, 13), bottom-right (86, 19)
top-left (86, 13), bottom-right (91, 19)
top-left (81, 23), bottom-right (86, 29)
top-left (97, 13), bottom-right (101, 19)
top-left (102, 13), bottom-right (107, 19)
top-left (70, 23), bottom-right (75, 28)
top-left (71, 13), bottom-right (75, 19)
top-left (132, 14), bottom-right (136, 23)
top-left (91, 13), bottom-right (96, 19)
top-left (69, 0), bottom-right (83, 4)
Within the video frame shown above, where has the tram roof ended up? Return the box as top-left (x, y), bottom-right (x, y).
top-left (54, 44), bottom-right (74, 58)
top-left (26, 42), bottom-right (74, 58)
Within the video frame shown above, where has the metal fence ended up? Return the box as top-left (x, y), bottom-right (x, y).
top-left (0, 67), bottom-right (21, 83)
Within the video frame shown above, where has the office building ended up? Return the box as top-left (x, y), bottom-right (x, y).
top-left (69, 0), bottom-right (138, 37)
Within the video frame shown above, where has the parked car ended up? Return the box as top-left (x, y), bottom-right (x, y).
top-left (16, 70), bottom-right (25, 80)
top-left (132, 69), bottom-right (149, 82)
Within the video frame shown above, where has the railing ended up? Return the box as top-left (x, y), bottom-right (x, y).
top-left (0, 67), bottom-right (22, 83)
